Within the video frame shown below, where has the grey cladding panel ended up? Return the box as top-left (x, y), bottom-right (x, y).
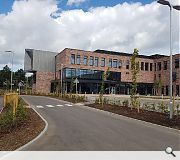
top-left (33, 50), bottom-right (57, 72)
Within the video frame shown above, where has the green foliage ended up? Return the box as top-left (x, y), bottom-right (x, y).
top-left (70, 77), bottom-right (75, 94)
top-left (122, 100), bottom-right (129, 107)
top-left (154, 79), bottom-right (162, 95)
top-left (99, 68), bottom-right (110, 107)
top-left (130, 49), bottom-right (140, 111)
top-left (0, 98), bottom-right (28, 133)
top-left (0, 65), bottom-right (26, 90)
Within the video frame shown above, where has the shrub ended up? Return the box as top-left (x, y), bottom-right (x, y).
top-left (122, 100), bottom-right (129, 107)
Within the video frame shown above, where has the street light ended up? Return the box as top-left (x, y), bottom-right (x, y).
top-left (60, 64), bottom-right (64, 97)
top-left (157, 0), bottom-right (180, 119)
top-left (5, 51), bottom-right (14, 92)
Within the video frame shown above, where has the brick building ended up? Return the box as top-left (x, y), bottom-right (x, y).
top-left (24, 48), bottom-right (180, 96)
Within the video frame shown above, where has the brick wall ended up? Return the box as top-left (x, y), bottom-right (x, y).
top-left (55, 48), bottom-right (154, 84)
top-left (32, 71), bottom-right (55, 94)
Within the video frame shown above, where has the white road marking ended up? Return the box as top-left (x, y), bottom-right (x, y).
top-left (46, 105), bottom-right (55, 108)
top-left (36, 105), bottom-right (44, 108)
top-left (57, 104), bottom-right (64, 107)
top-left (65, 104), bottom-right (73, 106)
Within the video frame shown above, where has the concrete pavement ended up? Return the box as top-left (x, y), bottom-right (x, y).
top-left (21, 95), bottom-right (180, 151)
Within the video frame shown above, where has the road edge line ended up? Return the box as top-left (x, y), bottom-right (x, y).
top-left (78, 105), bottom-right (180, 132)
top-left (16, 97), bottom-right (48, 151)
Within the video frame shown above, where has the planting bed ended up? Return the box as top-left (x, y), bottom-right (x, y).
top-left (0, 108), bottom-right (45, 151)
top-left (88, 103), bottom-right (180, 130)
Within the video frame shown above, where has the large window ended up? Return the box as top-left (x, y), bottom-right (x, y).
top-left (126, 60), bottom-right (129, 69)
top-left (145, 62), bottom-right (149, 71)
top-left (95, 57), bottom-right (99, 67)
top-left (154, 63), bottom-right (156, 71)
top-left (107, 72), bottom-right (121, 81)
top-left (158, 62), bottom-right (161, 71)
top-left (113, 59), bottom-right (118, 68)
top-left (109, 59), bottom-right (112, 68)
top-left (176, 85), bottom-right (179, 96)
top-left (150, 63), bottom-right (153, 71)
top-left (119, 60), bottom-right (122, 68)
top-left (65, 68), bottom-right (76, 78)
top-left (173, 72), bottom-right (177, 82)
top-left (71, 54), bottom-right (75, 64)
top-left (84, 56), bottom-right (88, 65)
top-left (76, 55), bottom-right (81, 65)
top-left (90, 56), bottom-right (94, 66)
top-left (141, 62), bottom-right (144, 70)
top-left (175, 59), bottom-right (179, 68)
top-left (164, 61), bottom-right (167, 70)
top-left (101, 58), bottom-right (105, 67)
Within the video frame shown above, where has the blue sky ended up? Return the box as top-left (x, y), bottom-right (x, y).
top-left (0, 0), bottom-right (155, 14)
top-left (0, 0), bottom-right (179, 71)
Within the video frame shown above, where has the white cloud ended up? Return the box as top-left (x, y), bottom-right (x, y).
top-left (67, 0), bottom-right (87, 6)
top-left (0, 0), bottom-right (179, 70)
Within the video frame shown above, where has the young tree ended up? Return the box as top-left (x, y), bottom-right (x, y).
top-left (99, 68), bottom-right (110, 107)
top-left (130, 49), bottom-right (140, 112)
top-left (70, 77), bottom-right (75, 95)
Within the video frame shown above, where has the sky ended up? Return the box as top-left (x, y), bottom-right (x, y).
top-left (0, 0), bottom-right (179, 71)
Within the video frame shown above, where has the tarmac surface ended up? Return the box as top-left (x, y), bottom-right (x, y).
top-left (21, 95), bottom-right (180, 151)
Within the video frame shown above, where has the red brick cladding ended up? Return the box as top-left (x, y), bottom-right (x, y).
top-left (32, 71), bottom-right (55, 94)
top-left (55, 48), bottom-right (154, 83)
top-left (154, 54), bottom-right (180, 91)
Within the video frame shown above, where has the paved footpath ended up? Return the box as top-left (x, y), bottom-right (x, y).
top-left (21, 95), bottom-right (180, 151)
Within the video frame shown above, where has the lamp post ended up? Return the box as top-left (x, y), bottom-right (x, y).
top-left (60, 64), bottom-right (64, 97)
top-left (157, 0), bottom-right (180, 119)
top-left (5, 51), bottom-right (14, 92)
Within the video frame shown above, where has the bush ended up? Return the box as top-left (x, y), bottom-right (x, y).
top-left (0, 98), bottom-right (28, 133)
top-left (122, 100), bottom-right (129, 107)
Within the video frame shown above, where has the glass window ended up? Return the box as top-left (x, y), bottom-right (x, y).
top-left (71, 54), bottom-right (75, 64)
top-left (84, 56), bottom-right (88, 66)
top-left (166, 85), bottom-right (169, 96)
top-left (141, 62), bottom-right (144, 70)
top-left (71, 68), bottom-right (76, 77)
top-left (158, 62), bottom-right (161, 71)
top-left (164, 61), bottom-right (167, 70)
top-left (175, 59), bottom-right (179, 68)
top-left (95, 57), bottom-right (99, 67)
top-left (119, 60), bottom-right (122, 68)
top-left (176, 85), bottom-right (179, 96)
top-left (150, 63), bottom-right (153, 71)
top-left (101, 58), bottom-right (105, 67)
top-left (113, 59), bottom-right (118, 68)
top-left (154, 63), bottom-right (156, 71)
top-left (109, 59), bottom-right (112, 68)
top-left (173, 72), bottom-right (177, 82)
top-left (76, 68), bottom-right (80, 77)
top-left (90, 56), bottom-right (94, 66)
top-left (145, 62), bottom-right (149, 71)
top-left (126, 60), bottom-right (129, 69)
top-left (158, 74), bottom-right (161, 79)
top-left (76, 55), bottom-right (80, 65)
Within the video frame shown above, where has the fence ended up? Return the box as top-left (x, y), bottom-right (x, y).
top-left (3, 93), bottom-right (18, 116)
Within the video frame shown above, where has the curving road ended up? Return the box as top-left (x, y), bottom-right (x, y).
top-left (21, 95), bottom-right (180, 151)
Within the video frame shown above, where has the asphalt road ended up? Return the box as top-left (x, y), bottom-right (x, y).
top-left (0, 96), bottom-right (3, 111)
top-left (21, 95), bottom-right (180, 151)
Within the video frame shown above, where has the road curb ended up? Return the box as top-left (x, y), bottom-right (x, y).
top-left (78, 105), bottom-right (180, 133)
top-left (16, 97), bottom-right (48, 151)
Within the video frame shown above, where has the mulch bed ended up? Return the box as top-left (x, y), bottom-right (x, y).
top-left (0, 108), bottom-right (45, 151)
top-left (88, 103), bottom-right (180, 130)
